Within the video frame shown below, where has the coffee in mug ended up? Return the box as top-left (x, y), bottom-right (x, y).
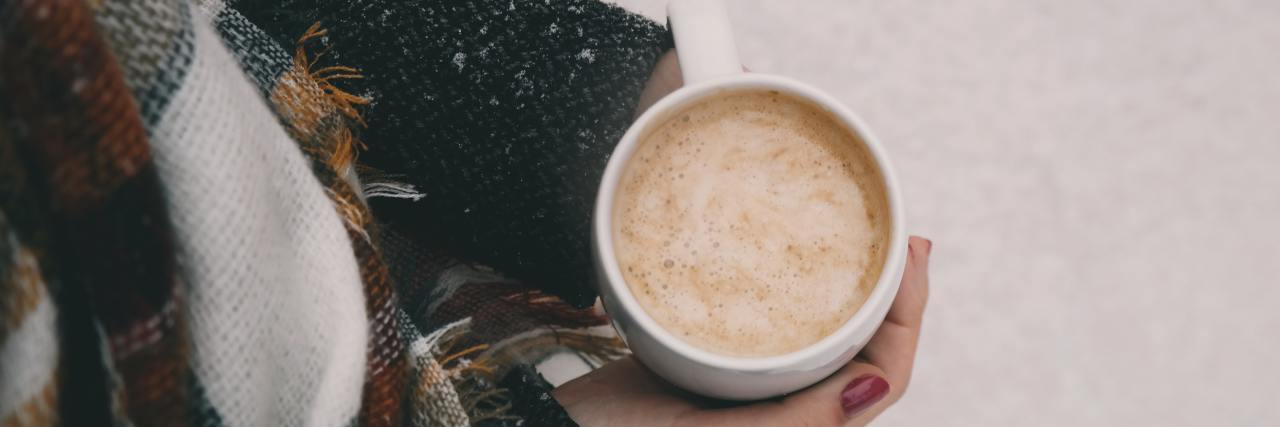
top-left (611, 89), bottom-right (892, 357)
top-left (592, 0), bottom-right (907, 400)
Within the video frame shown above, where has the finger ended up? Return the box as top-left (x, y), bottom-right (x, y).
top-left (676, 361), bottom-right (890, 427)
top-left (634, 50), bottom-right (683, 116)
top-left (859, 236), bottom-right (931, 401)
top-left (885, 235), bottom-right (931, 328)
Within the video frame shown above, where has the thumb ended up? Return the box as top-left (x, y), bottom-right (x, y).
top-left (685, 361), bottom-right (891, 426)
top-left (782, 361), bottom-right (893, 426)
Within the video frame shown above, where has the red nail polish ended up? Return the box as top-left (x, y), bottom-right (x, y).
top-left (841, 375), bottom-right (889, 419)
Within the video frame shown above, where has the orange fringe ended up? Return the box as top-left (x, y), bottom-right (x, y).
top-left (272, 22), bottom-right (371, 176)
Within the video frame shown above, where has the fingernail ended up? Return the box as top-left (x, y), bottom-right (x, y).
top-left (841, 375), bottom-right (889, 419)
top-left (923, 238), bottom-right (933, 255)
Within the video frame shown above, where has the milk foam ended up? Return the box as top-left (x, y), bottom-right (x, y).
top-left (613, 90), bottom-right (890, 357)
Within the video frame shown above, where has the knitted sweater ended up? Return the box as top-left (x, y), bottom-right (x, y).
top-left (234, 0), bottom-right (672, 308)
top-left (0, 0), bottom-right (668, 426)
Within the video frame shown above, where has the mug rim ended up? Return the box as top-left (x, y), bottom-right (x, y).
top-left (593, 73), bottom-right (908, 372)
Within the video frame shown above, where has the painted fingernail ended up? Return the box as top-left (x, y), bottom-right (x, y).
top-left (841, 375), bottom-right (889, 419)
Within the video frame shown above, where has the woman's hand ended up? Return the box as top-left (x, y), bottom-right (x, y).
top-left (553, 236), bottom-right (932, 426)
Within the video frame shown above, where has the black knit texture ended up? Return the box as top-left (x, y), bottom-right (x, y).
top-left (479, 364), bottom-right (579, 427)
top-left (233, 0), bottom-right (671, 307)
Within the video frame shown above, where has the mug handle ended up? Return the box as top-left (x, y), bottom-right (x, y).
top-left (667, 0), bottom-right (742, 85)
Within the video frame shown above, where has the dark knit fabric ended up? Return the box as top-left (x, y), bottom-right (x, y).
top-left (378, 219), bottom-right (609, 338)
top-left (478, 364), bottom-right (579, 427)
top-left (233, 0), bottom-right (673, 308)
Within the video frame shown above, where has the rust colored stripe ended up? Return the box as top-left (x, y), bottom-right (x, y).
top-left (0, 1), bottom-right (187, 425)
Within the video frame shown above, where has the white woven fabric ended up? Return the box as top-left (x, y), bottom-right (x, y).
top-left (0, 242), bottom-right (57, 425)
top-left (149, 16), bottom-right (367, 427)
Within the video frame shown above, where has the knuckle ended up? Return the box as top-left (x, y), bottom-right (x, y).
top-left (823, 405), bottom-right (847, 426)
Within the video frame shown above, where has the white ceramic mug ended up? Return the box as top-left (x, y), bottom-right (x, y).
top-left (591, 0), bottom-right (909, 400)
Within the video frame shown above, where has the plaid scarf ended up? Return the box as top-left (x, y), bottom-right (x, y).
top-left (0, 0), bottom-right (668, 426)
